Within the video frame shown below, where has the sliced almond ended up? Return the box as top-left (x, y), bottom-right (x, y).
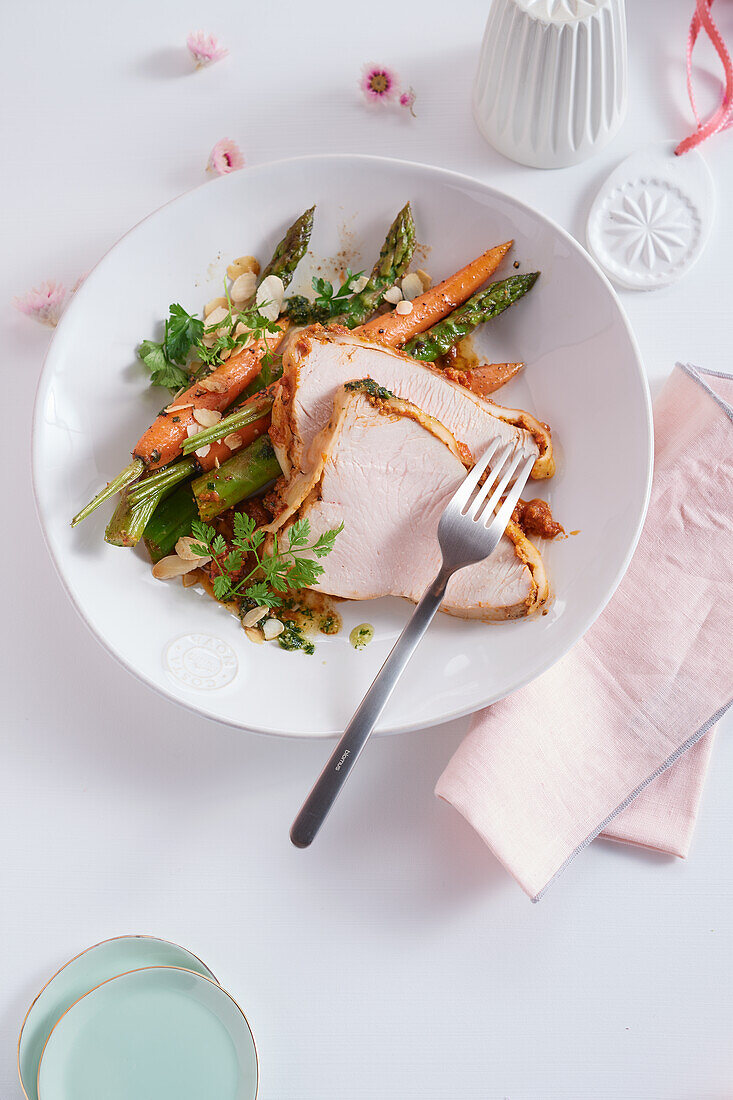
top-left (205, 306), bottom-right (229, 328)
top-left (242, 605), bottom-right (269, 628)
top-left (416, 268), bottom-right (432, 291)
top-left (204, 296), bottom-right (229, 317)
top-left (152, 554), bottom-right (209, 580)
top-left (230, 271), bottom-right (257, 304)
top-left (202, 305), bottom-right (230, 347)
top-left (245, 627), bottom-right (265, 645)
top-left (383, 285), bottom-right (403, 304)
top-left (227, 255), bottom-right (260, 280)
top-left (395, 299), bottom-right (413, 315)
top-left (193, 408), bottom-right (222, 428)
top-left (165, 402), bottom-right (194, 414)
top-left (351, 274), bottom-right (369, 294)
top-left (175, 536), bottom-right (202, 561)
top-left (263, 618), bottom-right (285, 640)
top-left (400, 272), bottom-right (424, 301)
top-left (255, 274), bottom-right (284, 322)
top-left (219, 348), bottom-right (232, 360)
top-left (182, 570), bottom-right (202, 588)
top-left (223, 432), bottom-right (243, 450)
top-left (187, 423), bottom-right (201, 438)
top-left (195, 444), bottom-right (211, 459)
top-left (198, 375), bottom-right (229, 393)
top-left (214, 456), bottom-right (220, 468)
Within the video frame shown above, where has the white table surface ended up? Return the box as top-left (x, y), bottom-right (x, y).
top-left (3, 2), bottom-right (733, 1097)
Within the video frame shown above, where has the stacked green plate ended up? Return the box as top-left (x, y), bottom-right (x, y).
top-left (18, 936), bottom-right (258, 1100)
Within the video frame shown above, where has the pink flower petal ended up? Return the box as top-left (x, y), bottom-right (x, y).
top-left (187, 30), bottom-right (228, 68)
top-left (207, 138), bottom-right (245, 176)
top-left (12, 279), bottom-right (68, 327)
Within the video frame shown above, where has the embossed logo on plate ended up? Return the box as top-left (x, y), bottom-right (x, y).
top-left (165, 634), bottom-right (238, 691)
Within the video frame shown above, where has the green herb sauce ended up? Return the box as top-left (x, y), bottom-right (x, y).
top-left (343, 378), bottom-right (395, 401)
top-left (278, 621), bottom-right (315, 655)
top-left (349, 623), bottom-right (374, 650)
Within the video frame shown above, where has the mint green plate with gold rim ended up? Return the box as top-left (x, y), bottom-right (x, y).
top-left (19, 936), bottom-right (217, 1100)
top-left (37, 966), bottom-right (258, 1100)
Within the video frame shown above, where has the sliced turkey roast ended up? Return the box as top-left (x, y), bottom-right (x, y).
top-left (268, 327), bottom-right (554, 532)
top-left (275, 382), bottom-right (549, 621)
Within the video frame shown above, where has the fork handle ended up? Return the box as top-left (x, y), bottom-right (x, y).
top-left (290, 567), bottom-right (452, 848)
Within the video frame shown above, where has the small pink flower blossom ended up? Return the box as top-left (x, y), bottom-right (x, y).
top-left (360, 63), bottom-right (400, 105)
top-left (399, 87), bottom-right (417, 117)
top-left (187, 31), bottom-right (228, 69)
top-left (12, 279), bottom-right (67, 327)
top-left (207, 138), bottom-right (244, 175)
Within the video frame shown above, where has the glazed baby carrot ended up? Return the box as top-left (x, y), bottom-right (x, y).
top-left (133, 326), bottom-right (285, 471)
top-left (357, 240), bottom-right (512, 346)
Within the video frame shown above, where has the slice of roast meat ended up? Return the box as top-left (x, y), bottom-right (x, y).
top-left (268, 327), bottom-right (553, 531)
top-left (274, 381), bottom-right (549, 622)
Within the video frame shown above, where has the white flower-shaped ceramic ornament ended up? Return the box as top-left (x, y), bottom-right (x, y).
top-left (587, 0), bottom-right (731, 291)
top-left (586, 141), bottom-right (714, 290)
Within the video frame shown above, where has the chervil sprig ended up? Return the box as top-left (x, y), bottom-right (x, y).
top-left (189, 514), bottom-right (343, 608)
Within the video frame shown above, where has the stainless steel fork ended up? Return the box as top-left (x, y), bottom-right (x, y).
top-left (290, 440), bottom-right (536, 849)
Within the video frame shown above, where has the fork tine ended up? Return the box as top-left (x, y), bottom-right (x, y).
top-left (466, 443), bottom-right (515, 520)
top-left (471, 447), bottom-right (523, 522)
top-left (488, 455), bottom-right (536, 534)
top-left (448, 438), bottom-right (502, 512)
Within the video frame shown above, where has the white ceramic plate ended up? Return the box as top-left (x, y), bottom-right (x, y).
top-left (33, 154), bottom-right (652, 738)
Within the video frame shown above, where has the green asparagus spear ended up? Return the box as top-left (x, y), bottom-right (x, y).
top-left (403, 272), bottom-right (540, 362)
top-left (339, 202), bottom-right (416, 327)
top-left (260, 206), bottom-right (315, 290)
top-left (180, 394), bottom-right (274, 455)
top-left (284, 203), bottom-right (416, 327)
top-left (143, 485), bottom-right (199, 563)
top-left (192, 435), bottom-right (282, 522)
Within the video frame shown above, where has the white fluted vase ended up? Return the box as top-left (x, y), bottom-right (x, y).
top-left (473, 0), bottom-right (628, 169)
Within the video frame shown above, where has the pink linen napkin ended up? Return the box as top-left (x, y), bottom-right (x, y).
top-left (436, 364), bottom-right (733, 900)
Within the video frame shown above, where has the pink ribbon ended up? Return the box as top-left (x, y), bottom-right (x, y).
top-left (675, 0), bottom-right (733, 155)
